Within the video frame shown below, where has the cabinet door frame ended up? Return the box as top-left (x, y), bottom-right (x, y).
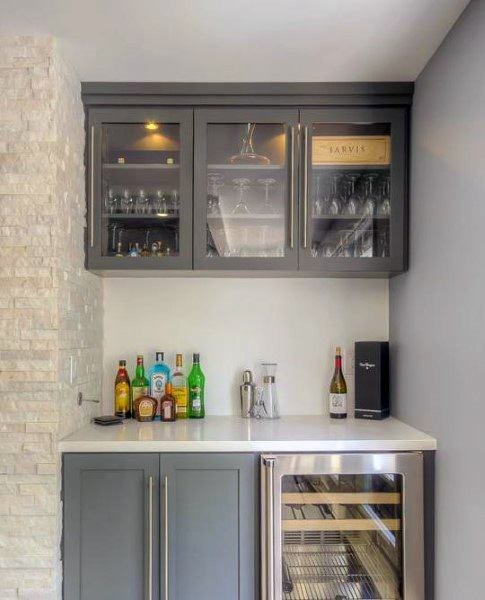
top-left (298, 107), bottom-right (408, 274)
top-left (194, 108), bottom-right (299, 271)
top-left (161, 453), bottom-right (258, 600)
top-left (86, 107), bottom-right (194, 271)
top-left (63, 453), bottom-right (160, 600)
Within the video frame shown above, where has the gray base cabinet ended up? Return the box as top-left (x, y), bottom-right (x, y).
top-left (63, 453), bottom-right (258, 600)
top-left (63, 454), bottom-right (160, 600)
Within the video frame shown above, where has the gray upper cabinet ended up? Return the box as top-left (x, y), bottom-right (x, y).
top-left (194, 108), bottom-right (299, 271)
top-left (161, 453), bottom-right (258, 600)
top-left (83, 83), bottom-right (411, 277)
top-left (63, 453), bottom-right (160, 600)
top-left (299, 107), bottom-right (407, 275)
top-left (86, 107), bottom-right (193, 272)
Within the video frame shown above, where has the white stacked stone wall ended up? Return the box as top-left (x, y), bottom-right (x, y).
top-left (0, 36), bottom-right (103, 599)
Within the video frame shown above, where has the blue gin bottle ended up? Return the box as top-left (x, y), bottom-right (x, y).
top-left (148, 352), bottom-right (171, 420)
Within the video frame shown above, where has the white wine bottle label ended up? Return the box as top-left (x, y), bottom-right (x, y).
top-left (329, 393), bottom-right (347, 414)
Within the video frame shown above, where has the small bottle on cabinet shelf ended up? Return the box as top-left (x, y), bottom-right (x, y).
top-left (329, 346), bottom-right (347, 419)
top-left (160, 383), bottom-right (176, 422)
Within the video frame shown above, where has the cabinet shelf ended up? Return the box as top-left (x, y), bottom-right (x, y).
top-left (282, 518), bottom-right (401, 532)
top-left (312, 214), bottom-right (390, 221)
top-left (312, 164), bottom-right (390, 171)
top-left (104, 213), bottom-right (179, 220)
top-left (103, 163), bottom-right (179, 170)
top-left (208, 163), bottom-right (285, 171)
top-left (207, 214), bottom-right (284, 221)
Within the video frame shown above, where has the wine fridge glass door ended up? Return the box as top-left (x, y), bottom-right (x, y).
top-left (262, 453), bottom-right (424, 600)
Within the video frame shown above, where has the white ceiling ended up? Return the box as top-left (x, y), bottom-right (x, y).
top-left (0, 0), bottom-right (470, 82)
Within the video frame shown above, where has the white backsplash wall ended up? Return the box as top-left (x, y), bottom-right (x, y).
top-left (103, 278), bottom-right (388, 415)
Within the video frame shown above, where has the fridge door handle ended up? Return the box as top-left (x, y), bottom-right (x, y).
top-left (263, 457), bottom-right (276, 600)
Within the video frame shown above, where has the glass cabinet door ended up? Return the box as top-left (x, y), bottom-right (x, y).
top-left (194, 109), bottom-right (299, 270)
top-left (281, 473), bottom-right (403, 599)
top-left (87, 108), bottom-right (193, 270)
top-left (299, 108), bottom-right (406, 274)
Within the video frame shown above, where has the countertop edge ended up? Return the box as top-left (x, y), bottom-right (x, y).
top-left (59, 439), bottom-right (437, 453)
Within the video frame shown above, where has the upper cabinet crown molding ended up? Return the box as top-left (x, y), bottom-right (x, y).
top-left (81, 82), bottom-right (414, 107)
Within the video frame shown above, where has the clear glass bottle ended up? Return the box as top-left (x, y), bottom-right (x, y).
top-left (172, 353), bottom-right (188, 419)
top-left (148, 352), bottom-right (171, 420)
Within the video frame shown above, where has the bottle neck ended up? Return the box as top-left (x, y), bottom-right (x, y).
top-left (136, 362), bottom-right (145, 378)
top-left (334, 355), bottom-right (343, 372)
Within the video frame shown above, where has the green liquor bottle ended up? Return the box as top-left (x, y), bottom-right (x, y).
top-left (131, 355), bottom-right (149, 416)
top-left (188, 353), bottom-right (205, 419)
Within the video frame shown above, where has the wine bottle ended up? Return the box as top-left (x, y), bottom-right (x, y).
top-left (329, 346), bottom-right (347, 419)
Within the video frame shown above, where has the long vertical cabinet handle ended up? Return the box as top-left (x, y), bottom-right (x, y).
top-left (89, 125), bottom-right (95, 248)
top-left (148, 476), bottom-right (153, 600)
top-left (302, 125), bottom-right (309, 249)
top-left (164, 475), bottom-right (169, 600)
top-left (264, 457), bottom-right (276, 600)
top-left (289, 126), bottom-right (295, 249)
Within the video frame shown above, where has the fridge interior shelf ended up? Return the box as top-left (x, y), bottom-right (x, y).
top-left (282, 519), bottom-right (401, 532)
top-left (281, 492), bottom-right (401, 505)
top-left (283, 540), bottom-right (399, 600)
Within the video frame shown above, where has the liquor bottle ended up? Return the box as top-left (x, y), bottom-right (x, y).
top-left (115, 242), bottom-right (124, 257)
top-left (172, 353), bottom-right (188, 419)
top-left (188, 353), bottom-right (205, 419)
top-left (114, 360), bottom-right (131, 419)
top-left (329, 346), bottom-right (347, 419)
top-left (131, 355), bottom-right (149, 416)
top-left (148, 352), bottom-right (171, 420)
top-left (160, 383), bottom-right (176, 422)
top-left (133, 395), bottom-right (157, 422)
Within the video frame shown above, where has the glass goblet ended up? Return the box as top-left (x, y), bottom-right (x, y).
top-left (257, 178), bottom-right (277, 214)
top-left (232, 178), bottom-right (251, 215)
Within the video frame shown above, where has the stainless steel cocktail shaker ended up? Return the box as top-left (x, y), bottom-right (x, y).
top-left (240, 370), bottom-right (256, 417)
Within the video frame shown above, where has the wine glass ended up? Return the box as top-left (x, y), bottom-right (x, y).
top-left (155, 190), bottom-right (167, 215)
top-left (377, 175), bottom-right (391, 217)
top-left (105, 188), bottom-right (118, 215)
top-left (120, 188), bottom-right (133, 214)
top-left (257, 178), bottom-right (277, 214)
top-left (232, 178), bottom-right (251, 214)
top-left (363, 174), bottom-right (379, 217)
top-left (328, 174), bottom-right (342, 216)
top-left (136, 189), bottom-right (149, 214)
top-left (343, 174), bottom-right (361, 216)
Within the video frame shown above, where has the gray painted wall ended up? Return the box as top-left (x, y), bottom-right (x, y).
top-left (390, 0), bottom-right (485, 597)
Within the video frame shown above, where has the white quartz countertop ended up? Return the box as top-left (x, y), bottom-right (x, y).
top-left (59, 416), bottom-right (436, 453)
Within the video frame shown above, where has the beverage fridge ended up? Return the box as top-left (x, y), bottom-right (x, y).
top-left (261, 453), bottom-right (424, 600)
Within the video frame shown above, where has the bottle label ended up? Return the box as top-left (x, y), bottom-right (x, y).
top-left (163, 402), bottom-right (172, 420)
top-left (329, 393), bottom-right (347, 414)
top-left (132, 385), bottom-right (149, 402)
top-left (151, 373), bottom-right (167, 400)
top-left (115, 382), bottom-right (130, 413)
top-left (173, 387), bottom-right (188, 415)
top-left (138, 398), bottom-right (154, 418)
top-left (190, 386), bottom-right (201, 411)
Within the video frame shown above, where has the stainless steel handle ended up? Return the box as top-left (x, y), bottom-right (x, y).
top-left (302, 125), bottom-right (309, 249)
top-left (89, 125), bottom-right (95, 248)
top-left (289, 126), bottom-right (295, 249)
top-left (164, 475), bottom-right (169, 600)
top-left (148, 476), bottom-right (153, 600)
top-left (264, 457), bottom-right (276, 600)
